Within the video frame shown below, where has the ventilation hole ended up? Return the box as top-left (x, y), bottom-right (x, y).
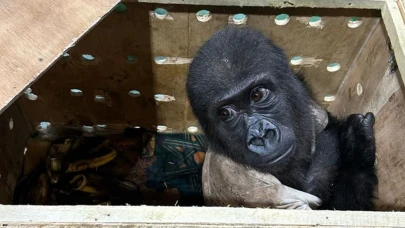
top-left (309, 16), bottom-right (322, 27)
top-left (323, 95), bottom-right (336, 102)
top-left (9, 118), bottom-right (13, 130)
top-left (24, 88), bottom-right (32, 94)
top-left (327, 63), bottom-right (341, 72)
top-left (157, 125), bottom-right (167, 132)
top-left (128, 90), bottom-right (141, 97)
top-left (94, 95), bottom-right (106, 103)
top-left (154, 8), bottom-right (168, 19)
top-left (126, 55), bottom-right (137, 62)
top-left (375, 154), bottom-right (379, 167)
top-left (37, 122), bottom-right (51, 131)
top-left (347, 17), bottom-right (362, 28)
top-left (356, 83), bottom-right (363, 96)
top-left (96, 124), bottom-right (107, 129)
top-left (26, 93), bottom-right (38, 101)
top-left (114, 3), bottom-right (127, 12)
top-left (275, 14), bottom-right (290, 26)
top-left (290, 56), bottom-right (303, 65)
top-left (82, 125), bottom-right (94, 133)
top-left (154, 94), bottom-right (175, 102)
top-left (196, 10), bottom-right (211, 22)
top-left (154, 56), bottom-right (167, 64)
top-left (187, 126), bottom-right (199, 133)
top-left (232, 13), bottom-right (247, 24)
top-left (70, 89), bottom-right (83, 96)
top-left (82, 54), bottom-right (95, 61)
top-left (63, 53), bottom-right (70, 57)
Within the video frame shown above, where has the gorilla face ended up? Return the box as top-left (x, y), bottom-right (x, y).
top-left (212, 82), bottom-right (297, 166)
top-left (186, 26), bottom-right (314, 172)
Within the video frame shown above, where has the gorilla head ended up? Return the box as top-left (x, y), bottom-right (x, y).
top-left (186, 26), bottom-right (315, 174)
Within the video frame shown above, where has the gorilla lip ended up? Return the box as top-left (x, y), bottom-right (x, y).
top-left (257, 144), bottom-right (295, 165)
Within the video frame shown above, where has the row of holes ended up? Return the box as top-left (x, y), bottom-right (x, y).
top-left (114, 3), bottom-right (362, 28)
top-left (25, 88), bottom-right (175, 102)
top-left (32, 121), bottom-right (199, 134)
top-left (67, 52), bottom-right (342, 74)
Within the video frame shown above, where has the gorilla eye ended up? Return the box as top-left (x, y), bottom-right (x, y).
top-left (218, 107), bottom-right (234, 121)
top-left (251, 87), bottom-right (269, 102)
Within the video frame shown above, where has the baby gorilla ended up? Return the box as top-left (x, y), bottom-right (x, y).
top-left (186, 26), bottom-right (377, 210)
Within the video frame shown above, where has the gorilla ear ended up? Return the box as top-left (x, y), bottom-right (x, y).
top-left (309, 100), bottom-right (329, 134)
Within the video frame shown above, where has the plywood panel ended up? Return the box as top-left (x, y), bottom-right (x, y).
top-left (0, 0), bottom-right (120, 116)
top-left (20, 3), bottom-right (381, 133)
top-left (126, 0), bottom-right (386, 9)
top-left (373, 87), bottom-right (405, 211)
top-left (2, 205), bottom-right (405, 227)
top-left (328, 21), bottom-right (391, 116)
top-left (19, 3), bottom-right (159, 128)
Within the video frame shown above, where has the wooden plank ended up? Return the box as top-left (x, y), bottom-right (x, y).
top-left (373, 87), bottom-right (405, 211)
top-left (0, 0), bottom-right (120, 116)
top-left (0, 101), bottom-right (30, 204)
top-left (124, 0), bottom-right (385, 9)
top-left (328, 21), bottom-right (391, 116)
top-left (1, 205), bottom-right (405, 227)
top-left (362, 70), bottom-right (401, 116)
top-left (381, 0), bottom-right (405, 83)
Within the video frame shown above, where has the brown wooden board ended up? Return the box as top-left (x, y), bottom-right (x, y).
top-left (0, 102), bottom-right (30, 204)
top-left (20, 3), bottom-right (381, 133)
top-left (373, 87), bottom-right (405, 211)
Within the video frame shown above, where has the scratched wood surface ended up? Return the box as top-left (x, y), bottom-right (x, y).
top-left (19, 2), bottom-right (381, 132)
top-left (2, 205), bottom-right (405, 227)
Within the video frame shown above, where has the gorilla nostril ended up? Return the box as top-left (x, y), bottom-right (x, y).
top-left (251, 138), bottom-right (265, 146)
top-left (264, 129), bottom-right (276, 139)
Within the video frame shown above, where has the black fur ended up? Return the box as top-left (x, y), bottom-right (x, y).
top-left (186, 26), bottom-right (377, 210)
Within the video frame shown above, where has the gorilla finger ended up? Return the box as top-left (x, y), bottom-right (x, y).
top-left (363, 112), bottom-right (375, 126)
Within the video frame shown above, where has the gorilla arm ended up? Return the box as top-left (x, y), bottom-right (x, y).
top-left (202, 150), bottom-right (322, 209)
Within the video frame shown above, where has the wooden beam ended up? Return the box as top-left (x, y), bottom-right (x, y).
top-left (1, 205), bottom-right (405, 227)
top-left (381, 0), bottom-right (405, 83)
top-left (124, 0), bottom-right (385, 9)
top-left (0, 0), bottom-right (120, 116)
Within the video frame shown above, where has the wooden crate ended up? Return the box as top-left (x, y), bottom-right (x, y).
top-left (0, 0), bottom-right (404, 226)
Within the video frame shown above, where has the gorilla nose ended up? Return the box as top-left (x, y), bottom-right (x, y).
top-left (247, 119), bottom-right (279, 154)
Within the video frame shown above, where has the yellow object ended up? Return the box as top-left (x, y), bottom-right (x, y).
top-left (66, 149), bottom-right (117, 173)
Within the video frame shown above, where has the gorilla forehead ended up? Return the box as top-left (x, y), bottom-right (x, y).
top-left (187, 26), bottom-right (290, 102)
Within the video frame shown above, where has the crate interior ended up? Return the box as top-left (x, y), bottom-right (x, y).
top-left (0, 2), bottom-right (403, 211)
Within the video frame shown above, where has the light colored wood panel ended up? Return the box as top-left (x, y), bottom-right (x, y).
top-left (381, 0), bottom-right (405, 84)
top-left (373, 87), bottom-right (405, 211)
top-left (363, 70), bottom-right (402, 116)
top-left (1, 205), bottom-right (405, 227)
top-left (125, 0), bottom-right (385, 9)
top-left (328, 21), bottom-right (391, 116)
top-left (0, 0), bottom-right (120, 116)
